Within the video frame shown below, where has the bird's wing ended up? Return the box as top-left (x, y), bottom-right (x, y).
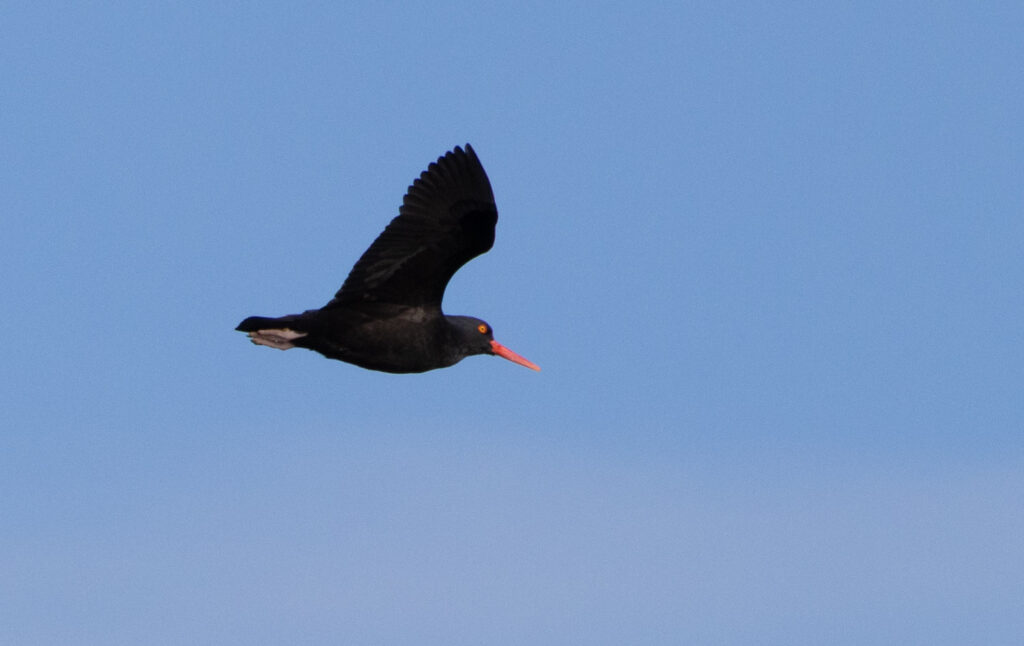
top-left (326, 145), bottom-right (498, 310)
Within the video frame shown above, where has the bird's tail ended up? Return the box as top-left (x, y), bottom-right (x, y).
top-left (236, 315), bottom-right (310, 350)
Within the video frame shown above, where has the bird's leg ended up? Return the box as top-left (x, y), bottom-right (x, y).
top-left (247, 328), bottom-right (307, 350)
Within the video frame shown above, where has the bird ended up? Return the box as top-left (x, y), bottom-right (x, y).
top-left (236, 144), bottom-right (540, 374)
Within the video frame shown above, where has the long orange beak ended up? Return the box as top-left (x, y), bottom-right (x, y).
top-left (490, 339), bottom-right (540, 371)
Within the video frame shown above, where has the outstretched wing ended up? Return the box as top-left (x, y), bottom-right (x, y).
top-left (326, 144), bottom-right (498, 310)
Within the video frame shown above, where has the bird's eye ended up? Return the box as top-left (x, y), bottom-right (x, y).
top-left (478, 324), bottom-right (488, 334)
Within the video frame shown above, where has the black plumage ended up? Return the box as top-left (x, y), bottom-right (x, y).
top-left (236, 144), bottom-right (539, 374)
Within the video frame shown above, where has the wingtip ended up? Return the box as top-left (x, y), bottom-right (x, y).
top-left (448, 143), bottom-right (476, 158)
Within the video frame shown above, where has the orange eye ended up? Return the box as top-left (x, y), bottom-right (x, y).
top-left (477, 324), bottom-right (488, 334)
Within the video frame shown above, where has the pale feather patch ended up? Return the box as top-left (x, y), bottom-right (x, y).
top-left (248, 328), bottom-right (307, 350)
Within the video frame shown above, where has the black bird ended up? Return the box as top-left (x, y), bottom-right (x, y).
top-left (236, 144), bottom-right (539, 374)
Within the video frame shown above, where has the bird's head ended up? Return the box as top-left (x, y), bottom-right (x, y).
top-left (448, 316), bottom-right (540, 371)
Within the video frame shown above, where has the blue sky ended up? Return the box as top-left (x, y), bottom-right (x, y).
top-left (3, 2), bottom-right (1023, 644)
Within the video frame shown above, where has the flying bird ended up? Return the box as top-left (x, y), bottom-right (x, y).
top-left (236, 144), bottom-right (539, 374)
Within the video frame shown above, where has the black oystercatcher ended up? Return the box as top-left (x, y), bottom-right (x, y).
top-left (236, 144), bottom-right (539, 374)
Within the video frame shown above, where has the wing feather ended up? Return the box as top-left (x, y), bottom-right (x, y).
top-left (326, 145), bottom-right (498, 310)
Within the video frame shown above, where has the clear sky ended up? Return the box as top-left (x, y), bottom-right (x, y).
top-left (3, 3), bottom-right (1022, 644)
